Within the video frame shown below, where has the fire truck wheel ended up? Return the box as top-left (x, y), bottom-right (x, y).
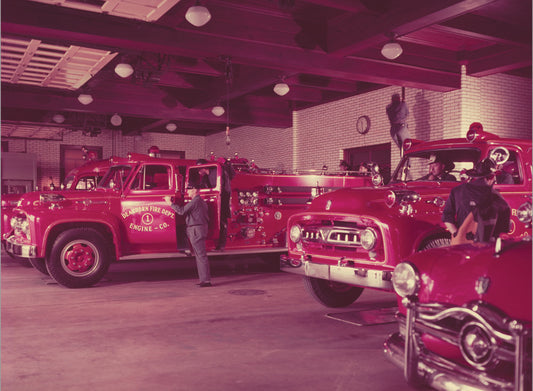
top-left (303, 276), bottom-right (364, 308)
top-left (47, 228), bottom-right (113, 288)
top-left (29, 257), bottom-right (49, 275)
top-left (419, 235), bottom-right (450, 251)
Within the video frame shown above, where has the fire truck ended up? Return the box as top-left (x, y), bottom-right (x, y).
top-left (4, 151), bottom-right (379, 288)
top-left (281, 126), bottom-right (532, 308)
top-left (2, 157), bottom-right (112, 259)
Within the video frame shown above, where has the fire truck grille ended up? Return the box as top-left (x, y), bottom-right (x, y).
top-left (302, 227), bottom-right (362, 247)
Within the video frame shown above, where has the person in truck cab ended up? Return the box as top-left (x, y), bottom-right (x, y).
top-left (419, 154), bottom-right (456, 181)
top-left (442, 158), bottom-right (510, 245)
top-left (164, 184), bottom-right (212, 287)
top-left (195, 159), bottom-right (216, 189)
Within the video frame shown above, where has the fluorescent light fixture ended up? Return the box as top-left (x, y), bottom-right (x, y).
top-left (273, 82), bottom-right (290, 96)
top-left (114, 63), bottom-right (134, 78)
top-left (78, 94), bottom-right (94, 105)
top-left (211, 105), bottom-right (225, 117)
top-left (381, 41), bottom-right (403, 60)
top-left (166, 122), bottom-right (177, 132)
top-left (185, 5), bottom-right (211, 27)
top-left (110, 113), bottom-right (122, 126)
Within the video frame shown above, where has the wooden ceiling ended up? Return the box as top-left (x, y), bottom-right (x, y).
top-left (1, 0), bottom-right (531, 139)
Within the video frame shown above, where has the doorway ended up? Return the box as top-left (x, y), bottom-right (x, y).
top-left (343, 143), bottom-right (392, 184)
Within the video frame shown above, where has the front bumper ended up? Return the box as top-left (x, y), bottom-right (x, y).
top-left (280, 254), bottom-right (393, 291)
top-left (383, 299), bottom-right (530, 391)
top-left (384, 332), bottom-right (516, 391)
top-left (5, 236), bottom-right (37, 258)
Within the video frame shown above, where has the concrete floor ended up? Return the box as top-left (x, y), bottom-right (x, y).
top-left (1, 251), bottom-right (426, 391)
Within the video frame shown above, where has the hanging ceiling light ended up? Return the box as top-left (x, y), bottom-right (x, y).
top-left (211, 105), bottom-right (225, 117)
top-left (166, 122), bottom-right (177, 132)
top-left (185, 3), bottom-right (211, 27)
top-left (381, 33), bottom-right (403, 60)
top-left (110, 113), bottom-right (122, 126)
top-left (114, 63), bottom-right (134, 78)
top-left (78, 94), bottom-right (94, 105)
top-left (273, 82), bottom-right (290, 96)
top-left (52, 114), bottom-right (65, 124)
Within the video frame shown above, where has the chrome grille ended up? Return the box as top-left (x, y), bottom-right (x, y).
top-left (302, 227), bottom-right (363, 247)
top-left (327, 230), bottom-right (358, 245)
top-left (302, 229), bottom-right (323, 241)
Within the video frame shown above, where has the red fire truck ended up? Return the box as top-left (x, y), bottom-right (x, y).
top-left (281, 126), bottom-right (532, 308)
top-left (4, 151), bottom-right (378, 288)
top-left (2, 157), bottom-right (112, 258)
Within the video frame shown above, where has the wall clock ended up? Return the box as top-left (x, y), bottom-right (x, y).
top-left (356, 115), bottom-right (370, 134)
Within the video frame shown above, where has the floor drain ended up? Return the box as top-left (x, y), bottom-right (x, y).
top-left (228, 289), bottom-right (266, 296)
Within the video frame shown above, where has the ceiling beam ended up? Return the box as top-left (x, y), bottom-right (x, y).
top-left (1, 1), bottom-right (461, 91)
top-left (326, 0), bottom-right (498, 56)
top-left (1, 88), bottom-right (292, 128)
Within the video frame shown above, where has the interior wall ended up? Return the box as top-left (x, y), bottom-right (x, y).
top-left (204, 125), bottom-right (293, 172)
top-left (2, 72), bottom-right (531, 191)
top-left (293, 72), bottom-right (531, 172)
top-left (5, 131), bottom-right (205, 190)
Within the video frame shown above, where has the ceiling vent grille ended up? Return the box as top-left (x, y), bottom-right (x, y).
top-left (29, 0), bottom-right (180, 22)
top-left (1, 36), bottom-right (117, 90)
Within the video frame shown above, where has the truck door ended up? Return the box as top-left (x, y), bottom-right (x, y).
top-left (187, 163), bottom-right (221, 248)
top-left (121, 163), bottom-right (181, 253)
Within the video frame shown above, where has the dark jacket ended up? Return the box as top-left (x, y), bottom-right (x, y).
top-left (443, 178), bottom-right (510, 237)
top-left (170, 194), bottom-right (209, 227)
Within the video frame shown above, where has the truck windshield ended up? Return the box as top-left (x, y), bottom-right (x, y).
top-left (98, 165), bottom-right (133, 190)
top-left (391, 148), bottom-right (481, 183)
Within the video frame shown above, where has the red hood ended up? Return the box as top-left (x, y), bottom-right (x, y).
top-left (307, 182), bottom-right (457, 215)
top-left (408, 239), bottom-right (532, 322)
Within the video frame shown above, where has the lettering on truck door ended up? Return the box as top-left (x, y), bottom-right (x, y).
top-left (121, 164), bottom-right (179, 253)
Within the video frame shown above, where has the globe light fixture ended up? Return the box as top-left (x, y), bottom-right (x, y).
top-left (381, 41), bottom-right (403, 60)
top-left (52, 114), bottom-right (65, 124)
top-left (185, 4), bottom-right (211, 27)
top-left (273, 82), bottom-right (290, 96)
top-left (78, 94), bottom-right (94, 105)
top-left (114, 63), bottom-right (134, 78)
top-left (211, 105), bottom-right (225, 117)
top-left (166, 122), bottom-right (177, 132)
top-left (110, 113), bottom-right (122, 126)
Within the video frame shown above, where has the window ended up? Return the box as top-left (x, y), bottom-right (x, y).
top-left (130, 165), bottom-right (170, 190)
top-left (99, 165), bottom-right (133, 190)
top-left (188, 165), bottom-right (217, 189)
top-left (392, 149), bottom-right (480, 183)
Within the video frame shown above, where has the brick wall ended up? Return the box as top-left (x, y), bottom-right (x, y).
top-left (293, 72), bottom-right (531, 171)
top-left (205, 125), bottom-right (293, 172)
top-left (2, 72), bottom-right (530, 189)
top-left (4, 130), bottom-right (204, 190)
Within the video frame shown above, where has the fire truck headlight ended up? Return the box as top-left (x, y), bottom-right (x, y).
top-left (392, 262), bottom-right (420, 298)
top-left (10, 215), bottom-right (30, 238)
top-left (289, 224), bottom-right (302, 243)
top-left (360, 228), bottom-right (377, 250)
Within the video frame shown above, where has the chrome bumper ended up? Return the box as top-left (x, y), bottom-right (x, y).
top-left (384, 332), bottom-right (516, 391)
top-left (383, 298), bottom-right (530, 391)
top-left (280, 254), bottom-right (393, 291)
top-left (5, 236), bottom-right (37, 258)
